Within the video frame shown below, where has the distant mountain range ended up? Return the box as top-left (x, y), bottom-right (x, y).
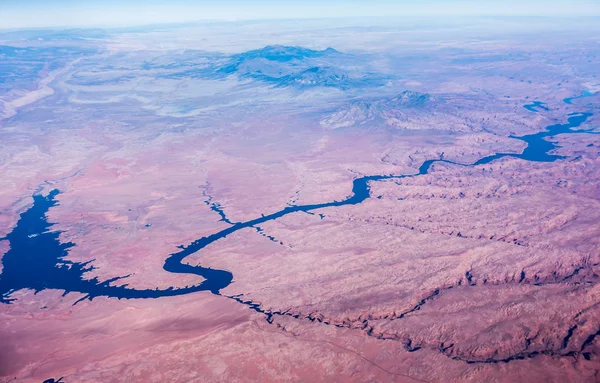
top-left (155, 45), bottom-right (386, 90)
top-left (204, 45), bottom-right (381, 90)
top-left (217, 45), bottom-right (361, 89)
top-left (277, 66), bottom-right (356, 89)
top-left (228, 45), bottom-right (339, 65)
top-left (216, 45), bottom-right (339, 77)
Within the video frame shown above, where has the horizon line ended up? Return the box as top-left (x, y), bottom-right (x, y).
top-left (3, 14), bottom-right (600, 32)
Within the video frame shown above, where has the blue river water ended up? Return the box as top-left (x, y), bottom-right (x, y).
top-left (0, 100), bottom-right (596, 304)
top-left (564, 90), bottom-right (594, 105)
top-left (523, 101), bottom-right (549, 113)
top-left (0, 190), bottom-right (232, 304)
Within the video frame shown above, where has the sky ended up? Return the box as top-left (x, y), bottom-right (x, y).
top-left (1, 0), bottom-right (600, 29)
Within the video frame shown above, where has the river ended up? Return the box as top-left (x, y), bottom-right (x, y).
top-left (0, 95), bottom-right (596, 304)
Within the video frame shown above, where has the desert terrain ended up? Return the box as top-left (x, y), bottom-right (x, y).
top-left (1, 17), bottom-right (599, 382)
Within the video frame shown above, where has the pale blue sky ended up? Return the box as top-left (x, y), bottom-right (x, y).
top-left (1, 0), bottom-right (600, 29)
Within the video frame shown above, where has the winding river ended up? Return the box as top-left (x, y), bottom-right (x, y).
top-left (0, 98), bottom-right (596, 304)
top-left (523, 101), bottom-right (549, 113)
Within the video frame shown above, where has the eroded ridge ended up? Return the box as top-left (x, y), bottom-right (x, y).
top-left (229, 260), bottom-right (600, 364)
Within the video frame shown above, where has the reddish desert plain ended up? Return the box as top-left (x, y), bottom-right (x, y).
top-left (1, 17), bottom-right (600, 382)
